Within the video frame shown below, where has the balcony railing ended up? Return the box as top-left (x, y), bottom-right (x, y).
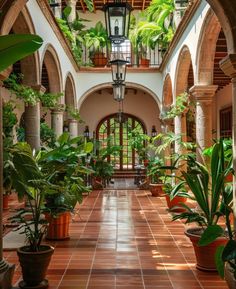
top-left (80, 41), bottom-right (165, 68)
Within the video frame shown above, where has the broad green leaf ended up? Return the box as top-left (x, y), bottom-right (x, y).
top-left (57, 132), bottom-right (70, 145)
top-left (63, 6), bottom-right (72, 19)
top-left (215, 245), bottom-right (225, 278)
top-left (0, 34), bottom-right (43, 72)
top-left (84, 142), bottom-right (93, 153)
top-left (198, 225), bottom-right (224, 246)
top-left (222, 240), bottom-right (236, 261)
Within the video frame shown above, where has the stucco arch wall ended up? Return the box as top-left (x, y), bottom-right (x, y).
top-left (78, 84), bottom-right (161, 137)
top-left (162, 2), bottom-right (211, 99)
top-left (25, 1), bottom-right (79, 96)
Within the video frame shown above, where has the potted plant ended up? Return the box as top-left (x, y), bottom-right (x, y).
top-left (172, 140), bottom-right (232, 271)
top-left (39, 132), bottom-right (93, 240)
top-left (162, 175), bottom-right (188, 212)
top-left (9, 142), bottom-right (56, 288)
top-left (84, 21), bottom-right (108, 67)
top-left (147, 156), bottom-right (165, 197)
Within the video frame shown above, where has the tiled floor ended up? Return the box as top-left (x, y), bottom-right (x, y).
top-left (4, 190), bottom-right (228, 289)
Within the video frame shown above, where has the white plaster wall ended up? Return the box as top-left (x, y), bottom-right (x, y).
top-left (78, 89), bottom-right (161, 136)
top-left (215, 83), bottom-right (232, 137)
top-left (162, 1), bottom-right (210, 99)
top-left (26, 0), bottom-right (79, 101)
top-left (77, 71), bottom-right (163, 106)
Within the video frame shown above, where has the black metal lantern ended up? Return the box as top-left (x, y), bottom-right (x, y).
top-left (103, 0), bottom-right (133, 44)
top-left (84, 126), bottom-right (90, 138)
top-left (110, 59), bottom-right (128, 83)
top-left (151, 125), bottom-right (157, 137)
top-left (112, 82), bottom-right (125, 101)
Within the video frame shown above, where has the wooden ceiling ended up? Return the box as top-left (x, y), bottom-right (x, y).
top-left (61, 0), bottom-right (152, 13)
top-left (213, 30), bottom-right (231, 91)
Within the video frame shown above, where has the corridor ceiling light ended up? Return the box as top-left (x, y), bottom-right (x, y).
top-left (113, 82), bottom-right (125, 101)
top-left (110, 59), bottom-right (129, 83)
top-left (103, 0), bottom-right (133, 44)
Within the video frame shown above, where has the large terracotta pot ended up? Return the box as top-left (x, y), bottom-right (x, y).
top-left (165, 195), bottom-right (187, 212)
top-left (45, 211), bottom-right (71, 240)
top-left (17, 245), bottom-right (54, 288)
top-left (91, 52), bottom-right (107, 67)
top-left (185, 227), bottom-right (227, 271)
top-left (225, 262), bottom-right (236, 289)
top-left (149, 183), bottom-right (164, 197)
top-left (3, 194), bottom-right (9, 210)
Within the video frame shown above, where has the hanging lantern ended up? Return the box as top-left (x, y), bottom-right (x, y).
top-left (151, 125), bottom-right (157, 137)
top-left (84, 126), bottom-right (90, 138)
top-left (112, 82), bottom-right (125, 101)
top-left (110, 59), bottom-right (128, 83)
top-left (103, 0), bottom-right (133, 44)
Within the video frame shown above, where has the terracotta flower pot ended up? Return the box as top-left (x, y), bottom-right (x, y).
top-left (17, 245), bottom-right (54, 288)
top-left (185, 227), bottom-right (227, 271)
top-left (140, 58), bottom-right (150, 67)
top-left (165, 195), bottom-right (187, 212)
top-left (91, 52), bottom-right (107, 67)
top-left (149, 183), bottom-right (164, 197)
top-left (3, 194), bottom-right (9, 210)
top-left (225, 262), bottom-right (236, 289)
top-left (45, 211), bottom-right (71, 240)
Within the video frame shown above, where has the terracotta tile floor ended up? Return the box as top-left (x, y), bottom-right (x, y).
top-left (3, 190), bottom-right (228, 289)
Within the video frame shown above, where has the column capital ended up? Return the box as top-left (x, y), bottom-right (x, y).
top-left (31, 84), bottom-right (46, 94)
top-left (68, 118), bottom-right (78, 124)
top-left (65, 0), bottom-right (77, 5)
top-left (219, 54), bottom-right (236, 78)
top-left (189, 85), bottom-right (218, 102)
top-left (51, 104), bottom-right (66, 114)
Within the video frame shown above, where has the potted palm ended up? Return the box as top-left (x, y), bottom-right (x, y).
top-left (172, 140), bottom-right (232, 271)
top-left (9, 142), bottom-right (56, 288)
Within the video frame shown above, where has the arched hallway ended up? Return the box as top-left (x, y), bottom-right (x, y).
top-left (4, 189), bottom-right (228, 289)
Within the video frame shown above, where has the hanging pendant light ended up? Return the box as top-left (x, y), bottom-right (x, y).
top-left (103, 0), bottom-right (133, 44)
top-left (110, 59), bottom-right (129, 83)
top-left (113, 82), bottom-right (125, 101)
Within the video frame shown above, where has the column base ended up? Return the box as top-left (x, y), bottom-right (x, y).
top-left (0, 259), bottom-right (15, 289)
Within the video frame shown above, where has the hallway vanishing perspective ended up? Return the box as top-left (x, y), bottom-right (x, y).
top-left (5, 189), bottom-right (228, 289)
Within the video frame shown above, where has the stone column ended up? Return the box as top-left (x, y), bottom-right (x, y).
top-left (68, 119), bottom-right (78, 138)
top-left (190, 85), bottom-right (218, 162)
top-left (51, 106), bottom-right (65, 138)
top-left (174, 112), bottom-right (187, 155)
top-left (54, 0), bottom-right (62, 18)
top-left (220, 54), bottom-right (236, 218)
top-left (65, 0), bottom-right (77, 23)
top-left (0, 77), bottom-right (15, 288)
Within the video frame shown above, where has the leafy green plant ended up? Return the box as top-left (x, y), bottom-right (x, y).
top-left (4, 73), bottom-right (62, 107)
top-left (172, 140), bottom-right (233, 228)
top-left (39, 132), bottom-right (94, 215)
top-left (40, 122), bottom-right (56, 148)
top-left (66, 106), bottom-right (84, 123)
top-left (3, 101), bottom-right (17, 139)
top-left (161, 92), bottom-right (189, 120)
top-left (128, 129), bottom-right (150, 163)
top-left (9, 142), bottom-right (59, 251)
top-left (0, 34), bottom-right (43, 72)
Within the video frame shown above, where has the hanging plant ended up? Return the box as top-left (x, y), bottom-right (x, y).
top-left (66, 106), bottom-right (84, 123)
top-left (161, 92), bottom-right (189, 120)
top-left (3, 101), bottom-right (17, 139)
top-left (40, 91), bottom-right (63, 109)
top-left (3, 74), bottom-right (40, 106)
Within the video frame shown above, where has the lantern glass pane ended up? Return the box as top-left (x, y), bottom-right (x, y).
top-left (113, 83), bottom-right (125, 101)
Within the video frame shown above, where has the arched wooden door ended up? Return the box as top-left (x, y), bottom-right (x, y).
top-left (96, 114), bottom-right (146, 170)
